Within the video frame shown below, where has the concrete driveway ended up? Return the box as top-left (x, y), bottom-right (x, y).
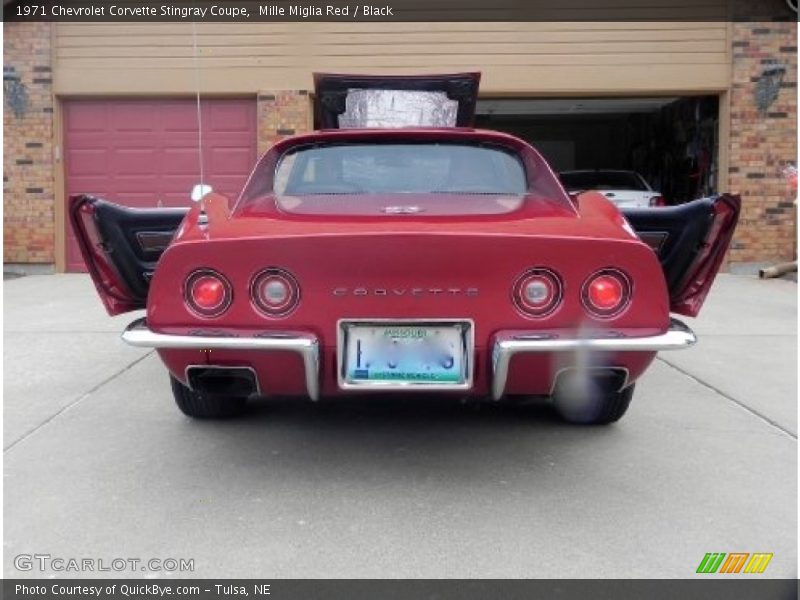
top-left (3, 273), bottom-right (796, 578)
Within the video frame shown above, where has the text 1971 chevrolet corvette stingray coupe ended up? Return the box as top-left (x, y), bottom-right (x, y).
top-left (70, 73), bottom-right (740, 424)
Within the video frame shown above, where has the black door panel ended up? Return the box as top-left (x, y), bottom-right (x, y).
top-left (69, 195), bottom-right (188, 313)
top-left (623, 198), bottom-right (715, 293)
top-left (623, 194), bottom-right (741, 316)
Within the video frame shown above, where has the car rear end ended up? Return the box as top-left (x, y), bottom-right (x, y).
top-left (69, 81), bottom-right (737, 422)
top-left (138, 203), bottom-right (680, 403)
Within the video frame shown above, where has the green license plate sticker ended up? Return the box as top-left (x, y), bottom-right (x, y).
top-left (345, 325), bottom-right (465, 384)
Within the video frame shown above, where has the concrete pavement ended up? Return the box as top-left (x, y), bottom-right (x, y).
top-left (3, 273), bottom-right (796, 578)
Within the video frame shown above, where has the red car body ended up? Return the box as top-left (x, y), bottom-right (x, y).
top-left (70, 73), bottom-right (740, 423)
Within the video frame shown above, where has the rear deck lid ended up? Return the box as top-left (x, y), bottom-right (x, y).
top-left (313, 72), bottom-right (481, 129)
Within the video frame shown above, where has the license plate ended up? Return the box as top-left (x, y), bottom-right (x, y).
top-left (339, 321), bottom-right (472, 389)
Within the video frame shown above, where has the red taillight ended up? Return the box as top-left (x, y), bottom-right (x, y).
top-left (589, 276), bottom-right (623, 308)
top-left (582, 270), bottom-right (631, 318)
top-left (649, 195), bottom-right (666, 207)
top-left (512, 268), bottom-right (563, 318)
top-left (251, 268), bottom-right (300, 317)
top-left (185, 270), bottom-right (232, 317)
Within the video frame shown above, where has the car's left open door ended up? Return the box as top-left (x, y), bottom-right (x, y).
top-left (69, 195), bottom-right (188, 315)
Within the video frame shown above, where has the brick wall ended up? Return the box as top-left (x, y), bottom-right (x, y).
top-left (728, 2), bottom-right (798, 263)
top-left (3, 22), bottom-right (55, 264)
top-left (3, 18), bottom-right (797, 267)
top-left (257, 90), bottom-right (312, 155)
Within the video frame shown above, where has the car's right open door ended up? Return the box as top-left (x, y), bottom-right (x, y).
top-left (623, 194), bottom-right (741, 317)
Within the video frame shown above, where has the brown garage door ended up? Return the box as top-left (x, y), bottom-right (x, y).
top-left (64, 98), bottom-right (257, 271)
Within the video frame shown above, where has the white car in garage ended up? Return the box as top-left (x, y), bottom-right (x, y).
top-left (559, 170), bottom-right (665, 208)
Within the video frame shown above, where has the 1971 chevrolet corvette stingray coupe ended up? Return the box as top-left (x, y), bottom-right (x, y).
top-left (70, 73), bottom-right (740, 424)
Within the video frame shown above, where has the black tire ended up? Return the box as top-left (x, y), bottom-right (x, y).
top-left (169, 375), bottom-right (246, 419)
top-left (553, 383), bottom-right (635, 425)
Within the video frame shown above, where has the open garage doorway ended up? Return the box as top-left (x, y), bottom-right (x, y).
top-left (475, 96), bottom-right (720, 206)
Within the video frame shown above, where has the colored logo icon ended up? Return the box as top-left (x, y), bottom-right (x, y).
top-left (696, 553), bottom-right (773, 574)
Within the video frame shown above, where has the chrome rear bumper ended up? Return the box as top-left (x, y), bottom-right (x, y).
top-left (123, 317), bottom-right (695, 403)
top-left (121, 318), bottom-right (320, 400)
top-left (490, 318), bottom-right (696, 400)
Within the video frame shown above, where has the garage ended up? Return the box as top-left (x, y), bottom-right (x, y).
top-left (64, 98), bottom-right (257, 271)
top-left (6, 15), bottom-right (795, 270)
top-left (475, 95), bottom-right (720, 206)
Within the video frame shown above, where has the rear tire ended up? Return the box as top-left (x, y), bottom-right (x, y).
top-left (170, 375), bottom-right (246, 419)
top-left (553, 383), bottom-right (635, 425)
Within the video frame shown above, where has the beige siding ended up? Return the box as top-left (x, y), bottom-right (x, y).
top-left (54, 20), bottom-right (731, 96)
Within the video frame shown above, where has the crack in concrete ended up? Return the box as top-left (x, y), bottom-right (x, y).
top-left (657, 356), bottom-right (797, 440)
top-left (3, 351), bottom-right (154, 453)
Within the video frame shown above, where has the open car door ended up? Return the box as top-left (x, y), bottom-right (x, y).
top-left (313, 72), bottom-right (481, 129)
top-left (623, 194), bottom-right (741, 317)
top-left (69, 195), bottom-right (188, 315)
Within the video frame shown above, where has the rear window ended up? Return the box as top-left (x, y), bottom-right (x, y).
top-left (274, 143), bottom-right (527, 196)
top-left (559, 171), bottom-right (647, 192)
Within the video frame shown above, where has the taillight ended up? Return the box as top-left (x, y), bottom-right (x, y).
top-left (251, 268), bottom-right (300, 317)
top-left (185, 270), bottom-right (232, 317)
top-left (582, 269), bottom-right (631, 318)
top-left (649, 195), bottom-right (666, 207)
top-left (513, 268), bottom-right (563, 317)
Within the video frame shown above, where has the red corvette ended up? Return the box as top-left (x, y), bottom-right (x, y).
top-left (70, 73), bottom-right (740, 424)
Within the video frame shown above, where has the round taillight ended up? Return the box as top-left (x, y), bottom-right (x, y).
top-left (185, 270), bottom-right (232, 317)
top-left (251, 268), bottom-right (299, 317)
top-left (582, 269), bottom-right (631, 318)
top-left (512, 268), bottom-right (562, 317)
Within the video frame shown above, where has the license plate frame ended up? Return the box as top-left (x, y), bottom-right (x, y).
top-left (337, 319), bottom-right (475, 391)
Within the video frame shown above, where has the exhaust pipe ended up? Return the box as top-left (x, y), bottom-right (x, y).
top-left (759, 261), bottom-right (797, 279)
top-left (553, 367), bottom-right (628, 396)
top-left (186, 366), bottom-right (260, 398)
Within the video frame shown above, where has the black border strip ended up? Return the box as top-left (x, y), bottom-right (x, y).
top-left (3, 579), bottom-right (799, 600)
top-left (3, 0), bottom-right (798, 22)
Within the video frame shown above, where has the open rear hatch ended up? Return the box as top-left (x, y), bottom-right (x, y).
top-left (623, 194), bottom-right (741, 317)
top-left (69, 195), bottom-right (187, 315)
top-left (313, 72), bottom-right (481, 129)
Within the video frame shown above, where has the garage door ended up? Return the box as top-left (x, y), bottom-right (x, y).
top-left (64, 98), bottom-right (257, 271)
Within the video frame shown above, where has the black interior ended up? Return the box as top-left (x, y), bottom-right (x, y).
top-left (623, 197), bottom-right (715, 295)
top-left (89, 198), bottom-right (188, 301)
